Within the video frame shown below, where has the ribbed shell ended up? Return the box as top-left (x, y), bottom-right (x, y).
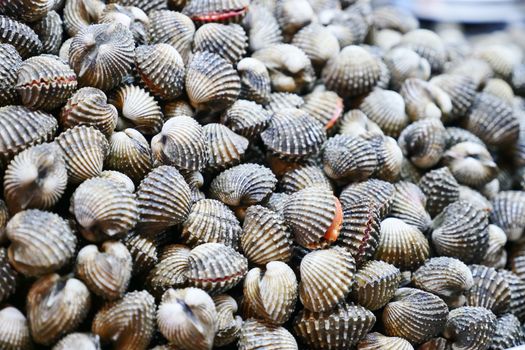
top-left (210, 163), bottom-right (277, 206)
top-left (52, 333), bottom-right (101, 350)
top-left (390, 181), bottom-right (431, 232)
top-left (293, 302), bottom-right (376, 350)
top-left (279, 165), bottom-right (332, 193)
top-left (325, 12), bottom-right (368, 48)
top-left (359, 88), bottom-right (408, 137)
top-left (7, 209), bottom-right (76, 277)
top-left (98, 4), bottom-right (149, 45)
top-left (383, 288), bottom-right (449, 344)
top-left (92, 290), bottom-right (156, 350)
top-left (221, 99), bottom-right (271, 139)
top-left (0, 248), bottom-right (16, 303)
top-left (375, 217), bottom-right (429, 271)
top-left (357, 332), bottom-right (414, 350)
top-left (63, 0), bottom-right (105, 37)
top-left (182, 199), bottom-right (242, 248)
top-left (499, 269), bottom-right (525, 321)
top-left (69, 23), bottom-right (134, 91)
top-left (490, 191), bottom-right (525, 242)
top-left (182, 0), bottom-right (249, 24)
top-left (135, 165), bottom-right (192, 235)
top-left (445, 126), bottom-right (485, 149)
top-left (299, 246), bottom-right (355, 312)
top-left (32, 11), bottom-right (63, 55)
top-left (27, 274), bottom-right (91, 345)
top-left (443, 142), bottom-right (497, 188)
top-left (483, 78), bottom-right (514, 104)
top-left (398, 118), bottom-right (446, 169)
top-left (240, 205), bottom-right (293, 265)
top-left (55, 125), bottom-right (109, 184)
top-left (0, 44), bottom-right (22, 106)
top-left (186, 50), bottom-right (240, 112)
top-left (372, 6), bottom-right (418, 33)
top-left (350, 260), bottom-right (400, 311)
top-left (122, 232), bottom-right (158, 276)
top-left (76, 241), bottom-right (132, 300)
top-left (463, 93), bottom-right (519, 148)
top-left (475, 44), bottom-right (521, 79)
top-left (239, 319), bottom-right (298, 350)
top-left (399, 78), bottom-right (452, 121)
top-left (163, 100), bottom-right (194, 119)
top-left (186, 243), bottom-right (248, 295)
top-left (99, 170), bottom-right (135, 192)
top-left (244, 4), bottom-right (282, 52)
top-left (0, 307), bottom-right (32, 350)
top-left (292, 23), bottom-right (340, 70)
top-left (236, 58), bottom-right (271, 105)
top-left (107, 0), bottom-right (168, 13)
top-left (146, 244), bottom-right (190, 297)
top-left (397, 29), bottom-right (446, 73)
top-left (0, 0), bottom-right (52, 23)
top-left (339, 178), bottom-right (395, 218)
top-left (480, 224), bottom-right (507, 269)
top-left (301, 90), bottom-right (343, 131)
top-left (274, 0), bottom-right (314, 40)
top-left (490, 313), bottom-right (525, 349)
top-left (244, 262), bottom-right (298, 324)
top-left (465, 265), bottom-right (511, 315)
top-left (383, 47), bottom-right (430, 90)
top-left (266, 92), bottom-right (304, 112)
top-left (70, 177), bottom-right (139, 242)
top-left (148, 10), bottom-right (195, 62)
top-left (443, 306), bottom-right (497, 350)
top-left (0, 15), bottom-right (42, 58)
top-left (135, 44), bottom-right (185, 101)
top-left (430, 73), bottom-right (476, 122)
top-left (214, 294), bottom-right (242, 347)
top-left (418, 167), bottom-right (459, 217)
top-left (193, 23), bottom-right (247, 64)
top-left (203, 123), bottom-right (248, 171)
top-left (364, 135), bottom-right (401, 182)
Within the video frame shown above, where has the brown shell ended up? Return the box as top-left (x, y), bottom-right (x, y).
top-left (55, 125), bottom-right (109, 184)
top-left (383, 47), bottom-right (430, 90)
top-left (359, 88), bottom-right (409, 137)
top-left (465, 264), bottom-right (511, 316)
top-left (0, 248), bottom-right (17, 303)
top-left (193, 23), bottom-right (247, 64)
top-left (135, 165), bottom-right (192, 235)
top-left (237, 57), bottom-right (272, 105)
top-left (350, 260), bottom-right (401, 311)
top-left (7, 209), bottom-right (76, 277)
top-left (301, 90), bottom-right (344, 131)
top-left (418, 167), bottom-right (460, 217)
top-left (76, 241), bottom-right (133, 300)
top-left (279, 165), bottom-right (332, 193)
top-left (203, 123), bottom-right (249, 171)
top-left (122, 232), bottom-right (159, 276)
top-left (0, 199), bottom-right (7, 244)
top-left (390, 181), bottom-right (431, 232)
top-left (186, 242), bottom-right (248, 295)
top-left (182, 0), bottom-right (249, 24)
top-left (430, 74), bottom-right (476, 122)
top-left (293, 302), bottom-right (376, 350)
top-left (146, 244), bottom-right (190, 297)
top-left (32, 11), bottom-right (63, 55)
top-left (398, 118), bottom-right (446, 169)
top-left (0, 306), bottom-right (32, 350)
top-left (92, 290), bottom-right (156, 350)
top-left (480, 224), bottom-right (507, 268)
top-left (292, 23), bottom-right (340, 70)
top-left (221, 99), bottom-right (271, 138)
top-left (239, 319), bottom-right (298, 350)
top-left (182, 199), bottom-right (242, 247)
top-left (69, 23), bottom-right (134, 91)
top-left (397, 29), bottom-right (446, 73)
top-left (213, 294), bottom-right (243, 347)
top-left (357, 332), bottom-right (414, 350)
top-left (339, 178), bottom-right (395, 218)
top-left (490, 191), bottom-right (525, 242)
top-left (383, 288), bottom-right (448, 344)
top-left (27, 274), bottom-right (91, 345)
top-left (443, 306), bottom-right (497, 350)
top-left (63, 0), bottom-right (105, 36)
top-left (148, 10), bottom-right (195, 62)
top-left (0, 44), bottom-right (22, 106)
top-left (52, 333), bottom-right (101, 350)
top-left (0, 15), bottom-right (42, 58)
top-left (163, 99), bottom-right (194, 119)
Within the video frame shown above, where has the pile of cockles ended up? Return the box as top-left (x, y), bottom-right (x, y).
top-left (0, 0), bottom-right (525, 349)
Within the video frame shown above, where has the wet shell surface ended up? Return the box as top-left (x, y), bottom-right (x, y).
top-left (239, 319), bottom-right (298, 350)
top-left (390, 181), bottom-right (431, 232)
top-left (221, 99), bottom-right (271, 139)
top-left (398, 118), bottom-right (446, 169)
top-left (148, 10), bottom-right (195, 62)
top-left (213, 294), bottom-right (242, 347)
top-left (490, 191), bottom-right (525, 242)
top-left (465, 264), bottom-right (511, 315)
top-left (0, 15), bottom-right (42, 58)
top-left (357, 332), bottom-right (414, 350)
top-left (0, 306), bottom-right (32, 350)
top-left (203, 123), bottom-right (249, 171)
top-left (490, 313), bottom-right (525, 349)
top-left (443, 306), bottom-right (497, 350)
top-left (7, 209), bottom-right (76, 277)
top-left (146, 244), bottom-right (190, 297)
top-left (236, 57), bottom-right (272, 105)
top-left (0, 44), bottom-right (22, 106)
top-left (301, 90), bottom-right (344, 131)
top-left (0, 247), bottom-right (17, 303)
top-left (418, 167), bottom-right (459, 217)
top-left (193, 23), bottom-right (247, 64)
top-left (359, 88), bottom-right (409, 137)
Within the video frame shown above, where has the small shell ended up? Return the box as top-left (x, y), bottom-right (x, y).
top-left (292, 23), bottom-right (340, 71)
top-left (151, 116), bottom-right (208, 171)
top-left (186, 50), bottom-right (240, 112)
top-left (399, 78), bottom-right (452, 121)
top-left (475, 44), bottom-right (522, 80)
top-left (274, 0), bottom-right (315, 40)
top-left (76, 241), bottom-right (133, 300)
top-left (418, 167), bottom-right (460, 217)
top-left (213, 295), bottom-right (242, 347)
top-left (163, 99), bottom-right (194, 119)
top-left (338, 109), bottom-right (383, 138)
top-left (490, 191), bottom-right (525, 242)
top-left (182, 0), bottom-right (249, 24)
top-left (447, 57), bottom-right (493, 88)
top-left (182, 199), bottom-right (242, 248)
top-left (244, 261), bottom-right (298, 324)
top-left (463, 93), bottom-right (519, 148)
top-left (339, 178), bottom-right (395, 218)
top-left (210, 163), bottom-right (277, 207)
top-left (359, 88), bottom-right (409, 137)
top-left (253, 44), bottom-right (315, 94)
top-left (0, 44), bottom-right (22, 106)
top-left (55, 125), bottom-right (109, 184)
top-left (148, 10), bottom-right (195, 62)
top-left (293, 302), bottom-right (376, 350)
top-left (0, 248), bottom-right (17, 303)
top-left (499, 270), bottom-right (525, 321)
top-left (70, 177), bottom-right (139, 242)
top-left (279, 165), bottom-right (332, 193)
top-left (357, 332), bottom-right (414, 350)
top-left (301, 90), bottom-right (344, 131)
top-left (299, 246), bottom-right (355, 312)
top-left (7, 209), bottom-right (76, 277)
top-left (324, 11), bottom-right (368, 48)
top-left (442, 142), bottom-right (497, 187)
top-left (134, 44), bottom-right (185, 101)
top-left (99, 170), bottom-right (135, 192)
top-left (92, 290), bottom-right (156, 350)
top-left (98, 4), bottom-right (149, 44)
top-left (465, 265), bottom-right (511, 315)
top-left (240, 205), bottom-right (293, 265)
top-left (52, 333), bottom-right (101, 350)
top-left (31, 11), bottom-right (63, 55)
top-left (61, 87), bottom-right (118, 136)
top-left (69, 23), bottom-right (134, 91)
top-left (146, 244), bottom-right (190, 297)
top-left (430, 74), bottom-right (476, 123)
top-left (239, 319), bottom-right (298, 350)
top-left (236, 58), bottom-right (271, 105)
top-left (186, 242), bottom-right (248, 295)
top-left (0, 307), bottom-right (32, 350)
top-left (372, 6), bottom-right (418, 33)
top-left (203, 123), bottom-right (249, 171)
top-left (243, 4), bottom-right (282, 52)
top-left (383, 47), bottom-right (430, 90)
top-left (443, 306), bottom-right (497, 350)
top-left (366, 134), bottom-right (403, 182)
top-left (266, 92), bottom-right (304, 112)
top-left (0, 0), bottom-right (52, 23)
top-left (322, 45), bottom-right (380, 98)
top-left (350, 260), bottom-right (401, 311)
top-left (181, 169), bottom-right (206, 203)
top-left (390, 181), bottom-right (431, 232)
top-left (58, 37), bottom-right (73, 61)
top-left (483, 78), bottom-right (514, 105)
top-left (135, 166), bottom-right (192, 235)
top-left (480, 224), bottom-right (507, 269)
top-left (221, 99), bottom-right (271, 138)
top-left (107, 0), bottom-right (168, 13)
top-left (0, 15), bottom-right (42, 58)
top-left (397, 29), bottom-right (446, 73)
top-left (383, 288), bottom-right (449, 344)
top-left (157, 287), bottom-right (216, 350)
top-left (63, 0), bottom-right (105, 36)
top-left (193, 23), bottom-right (247, 64)
top-left (445, 126), bottom-right (485, 149)
top-left (28, 274), bottom-right (91, 345)
top-left (490, 313), bottom-right (525, 349)
top-left (122, 232), bottom-right (158, 276)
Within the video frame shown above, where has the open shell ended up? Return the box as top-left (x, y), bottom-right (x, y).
top-left (182, 0), bottom-right (249, 24)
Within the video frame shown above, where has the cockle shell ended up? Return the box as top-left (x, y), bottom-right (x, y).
top-left (55, 125), bottom-right (109, 184)
top-left (98, 170), bottom-right (135, 192)
top-left (418, 167), bottom-right (459, 217)
top-left (27, 273), bottom-right (91, 345)
top-left (383, 47), bottom-right (430, 90)
top-left (275, 0), bottom-right (315, 40)
top-left (236, 58), bottom-right (271, 105)
top-left (0, 248), bottom-right (17, 303)
top-left (339, 178), bottom-right (395, 218)
top-left (111, 85), bottom-right (163, 136)
top-left (490, 313), bottom-right (525, 349)
top-left (7, 209), bottom-right (76, 277)
top-left (193, 23), bottom-right (247, 64)
top-left (0, 15), bottom-right (42, 58)
top-left (483, 77), bottom-right (515, 105)
top-left (397, 29), bottom-right (446, 73)
top-left (359, 88), bottom-right (409, 137)
top-left (58, 37), bottom-right (73, 61)
top-left (443, 141), bottom-right (497, 187)
top-left (163, 99), bottom-right (194, 119)
top-left (92, 290), bottom-right (156, 350)
top-left (186, 243), bottom-right (248, 295)
top-left (0, 44), bottom-right (22, 106)
top-left (390, 181), bottom-right (431, 232)
top-left (293, 302), bottom-right (375, 350)
top-left (239, 319), bottom-right (298, 350)
top-left (122, 231), bottom-right (159, 276)
top-left (429, 73), bottom-right (476, 123)
top-left (372, 6), bottom-right (418, 33)
top-left (357, 332), bottom-right (414, 350)
top-left (350, 260), bottom-right (401, 311)
top-left (324, 11), bottom-right (368, 48)
top-left (243, 4), bottom-right (282, 53)
top-left (157, 287), bottom-right (217, 350)
top-left (443, 306), bottom-right (497, 350)
top-left (338, 109), bottom-right (383, 138)
top-left (499, 269), bottom-right (525, 321)
top-left (0, 0), bottom-right (53, 23)
top-left (70, 177), bottom-right (138, 242)
top-left (186, 50), bottom-right (241, 112)
top-left (146, 244), bottom-right (190, 297)
top-left (383, 288), bottom-right (449, 344)
top-left (465, 264), bottom-right (511, 315)
top-left (63, 0), bottom-right (105, 36)
top-left (135, 165), bottom-right (192, 235)
top-left (292, 23), bottom-right (340, 71)
top-left (182, 0), bottom-right (249, 24)
top-left (399, 78), bottom-right (452, 121)
top-left (266, 92), bottom-right (304, 112)
top-left (445, 126), bottom-right (485, 149)
top-left (480, 224), bottom-right (507, 268)
top-left (76, 241), bottom-right (132, 300)
top-left (182, 199), bottom-right (242, 247)
top-left (203, 123), bottom-right (249, 171)
top-left (0, 307), bottom-right (33, 350)
top-left (107, 0), bottom-right (168, 13)
top-left (148, 10), bottom-right (195, 62)
top-left (447, 56), bottom-right (494, 87)
top-left (301, 90), bottom-right (344, 131)
top-left (221, 99), bottom-right (271, 138)
top-left (244, 261), bottom-right (298, 324)
top-left (475, 44), bottom-right (522, 80)
top-left (213, 294), bottom-right (242, 347)
top-left (69, 23), bottom-right (134, 91)
top-left (181, 169), bottom-right (206, 203)
top-left (365, 134), bottom-right (403, 182)
top-left (31, 11), bottom-right (63, 55)
top-left (279, 165), bottom-right (332, 193)
top-left (52, 333), bottom-right (101, 350)
top-left (375, 217), bottom-right (430, 271)
top-left (490, 191), bottom-right (525, 242)
top-left (98, 4), bottom-right (149, 44)
top-left (135, 44), bottom-right (185, 101)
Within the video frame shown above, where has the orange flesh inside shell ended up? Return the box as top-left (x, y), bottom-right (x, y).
top-left (324, 197), bottom-right (342, 242)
